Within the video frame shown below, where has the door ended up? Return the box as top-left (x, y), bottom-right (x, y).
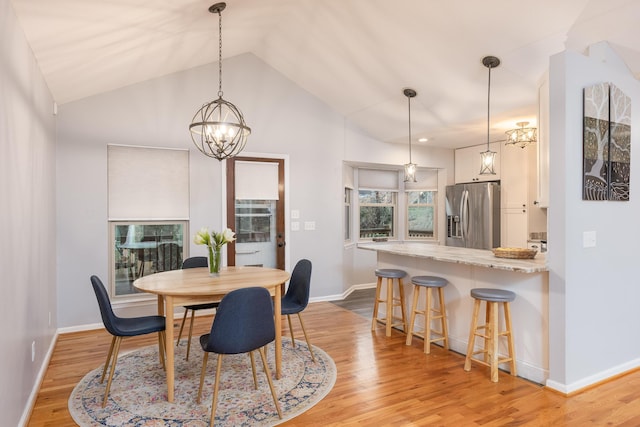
top-left (226, 157), bottom-right (285, 269)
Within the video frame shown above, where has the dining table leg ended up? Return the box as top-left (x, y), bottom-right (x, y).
top-left (164, 295), bottom-right (175, 402)
top-left (274, 283), bottom-right (282, 379)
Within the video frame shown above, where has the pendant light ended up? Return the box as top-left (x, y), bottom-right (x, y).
top-left (189, 2), bottom-right (251, 160)
top-left (479, 56), bottom-right (500, 175)
top-left (403, 88), bottom-right (417, 182)
top-left (505, 121), bottom-right (537, 148)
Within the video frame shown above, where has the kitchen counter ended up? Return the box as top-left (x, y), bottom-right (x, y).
top-left (359, 242), bottom-right (549, 384)
top-left (358, 242), bottom-right (547, 273)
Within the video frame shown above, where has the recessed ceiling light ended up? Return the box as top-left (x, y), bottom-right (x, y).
top-left (418, 137), bottom-right (428, 143)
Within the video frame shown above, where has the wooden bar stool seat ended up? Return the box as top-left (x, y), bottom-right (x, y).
top-left (371, 268), bottom-right (408, 337)
top-left (464, 288), bottom-right (517, 382)
top-left (405, 276), bottom-right (449, 354)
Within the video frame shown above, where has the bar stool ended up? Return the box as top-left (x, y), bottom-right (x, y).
top-left (464, 288), bottom-right (517, 382)
top-left (371, 268), bottom-right (408, 337)
top-left (405, 276), bottom-right (449, 354)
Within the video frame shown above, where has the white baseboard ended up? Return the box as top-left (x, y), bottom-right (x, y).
top-left (545, 357), bottom-right (640, 394)
top-left (309, 282), bottom-right (376, 303)
top-left (19, 331), bottom-right (58, 427)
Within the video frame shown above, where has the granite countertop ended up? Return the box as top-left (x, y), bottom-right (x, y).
top-left (358, 242), bottom-right (548, 273)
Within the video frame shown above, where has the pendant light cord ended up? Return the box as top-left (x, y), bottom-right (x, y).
top-left (486, 64), bottom-right (492, 151)
top-left (408, 95), bottom-right (413, 163)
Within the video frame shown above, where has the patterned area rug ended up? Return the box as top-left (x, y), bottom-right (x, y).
top-left (69, 337), bottom-right (336, 426)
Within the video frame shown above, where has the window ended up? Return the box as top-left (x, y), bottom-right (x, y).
top-left (107, 145), bottom-right (190, 298)
top-left (235, 200), bottom-right (274, 243)
top-left (111, 221), bottom-right (187, 296)
top-left (350, 165), bottom-right (438, 243)
top-left (359, 190), bottom-right (396, 239)
top-left (344, 188), bottom-right (352, 242)
top-left (406, 190), bottom-right (436, 239)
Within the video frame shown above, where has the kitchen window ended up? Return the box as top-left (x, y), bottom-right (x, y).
top-left (359, 190), bottom-right (396, 239)
top-left (351, 165), bottom-right (438, 243)
top-left (406, 190), bottom-right (436, 239)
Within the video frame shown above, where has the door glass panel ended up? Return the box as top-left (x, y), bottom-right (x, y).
top-left (234, 200), bottom-right (276, 267)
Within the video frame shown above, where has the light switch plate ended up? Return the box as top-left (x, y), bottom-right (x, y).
top-left (583, 231), bottom-right (596, 248)
top-left (291, 210), bottom-right (300, 219)
top-left (291, 221), bottom-right (300, 231)
top-left (304, 221), bottom-right (316, 231)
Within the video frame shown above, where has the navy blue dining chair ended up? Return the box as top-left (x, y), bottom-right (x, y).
top-left (177, 256), bottom-right (220, 360)
top-left (90, 275), bottom-right (166, 407)
top-left (281, 259), bottom-right (315, 361)
top-left (196, 287), bottom-right (282, 425)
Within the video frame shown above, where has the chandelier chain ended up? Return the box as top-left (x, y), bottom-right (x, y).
top-left (217, 7), bottom-right (223, 98)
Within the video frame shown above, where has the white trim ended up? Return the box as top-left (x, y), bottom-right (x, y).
top-left (19, 332), bottom-right (58, 427)
top-left (308, 282), bottom-right (376, 303)
top-left (545, 357), bottom-right (640, 394)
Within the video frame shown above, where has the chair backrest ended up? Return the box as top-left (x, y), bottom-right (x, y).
top-left (205, 287), bottom-right (275, 354)
top-left (182, 256), bottom-right (207, 269)
top-left (157, 242), bottom-right (181, 272)
top-left (90, 275), bottom-right (120, 336)
top-left (284, 259), bottom-right (312, 308)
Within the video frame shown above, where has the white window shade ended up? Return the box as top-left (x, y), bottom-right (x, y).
top-left (235, 161), bottom-right (279, 200)
top-left (358, 169), bottom-right (398, 190)
top-left (108, 145), bottom-right (189, 220)
top-left (405, 168), bottom-right (438, 189)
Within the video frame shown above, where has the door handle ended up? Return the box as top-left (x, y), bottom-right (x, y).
top-left (278, 242), bottom-right (286, 247)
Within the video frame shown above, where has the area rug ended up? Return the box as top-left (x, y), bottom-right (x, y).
top-left (69, 337), bottom-right (336, 426)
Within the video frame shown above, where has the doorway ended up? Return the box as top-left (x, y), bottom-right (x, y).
top-left (226, 157), bottom-right (285, 269)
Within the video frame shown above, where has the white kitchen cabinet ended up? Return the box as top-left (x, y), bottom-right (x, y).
top-left (500, 142), bottom-right (529, 209)
top-left (500, 140), bottom-right (530, 247)
top-left (501, 208), bottom-right (528, 248)
top-left (454, 142), bottom-right (501, 184)
top-left (536, 74), bottom-right (550, 208)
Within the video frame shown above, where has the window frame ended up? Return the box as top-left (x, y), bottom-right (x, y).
top-left (344, 187), bottom-right (353, 243)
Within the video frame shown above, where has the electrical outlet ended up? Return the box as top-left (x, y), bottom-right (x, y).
top-left (31, 341), bottom-right (36, 362)
top-left (291, 221), bottom-right (300, 231)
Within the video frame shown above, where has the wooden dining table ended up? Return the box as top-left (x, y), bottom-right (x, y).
top-left (134, 265), bottom-right (290, 402)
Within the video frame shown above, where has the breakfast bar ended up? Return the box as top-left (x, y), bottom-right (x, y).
top-left (358, 242), bottom-right (549, 384)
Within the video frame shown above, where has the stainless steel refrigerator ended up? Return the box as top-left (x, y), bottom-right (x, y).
top-left (445, 182), bottom-right (500, 249)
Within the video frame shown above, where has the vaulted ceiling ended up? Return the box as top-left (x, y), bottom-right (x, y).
top-left (11, 0), bottom-right (640, 149)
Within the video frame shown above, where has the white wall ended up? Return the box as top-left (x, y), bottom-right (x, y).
top-left (56, 53), bottom-right (386, 327)
top-left (547, 42), bottom-right (640, 392)
top-left (0, 0), bottom-right (57, 425)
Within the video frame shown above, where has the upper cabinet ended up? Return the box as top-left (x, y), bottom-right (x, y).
top-left (500, 143), bottom-right (529, 209)
top-left (536, 74), bottom-right (550, 208)
top-left (454, 142), bottom-right (501, 184)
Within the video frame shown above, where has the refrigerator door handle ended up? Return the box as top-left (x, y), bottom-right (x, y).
top-left (461, 189), bottom-right (469, 241)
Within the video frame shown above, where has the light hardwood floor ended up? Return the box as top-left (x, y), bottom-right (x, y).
top-left (28, 298), bottom-right (640, 426)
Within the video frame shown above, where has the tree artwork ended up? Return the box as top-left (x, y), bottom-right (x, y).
top-left (583, 83), bottom-right (631, 201)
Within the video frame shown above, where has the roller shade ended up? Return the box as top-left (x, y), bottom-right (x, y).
top-left (235, 161), bottom-right (279, 200)
top-left (358, 168), bottom-right (398, 190)
top-left (404, 168), bottom-right (438, 189)
top-left (108, 145), bottom-right (189, 220)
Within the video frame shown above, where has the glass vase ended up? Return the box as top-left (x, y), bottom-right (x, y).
top-left (208, 246), bottom-right (221, 276)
